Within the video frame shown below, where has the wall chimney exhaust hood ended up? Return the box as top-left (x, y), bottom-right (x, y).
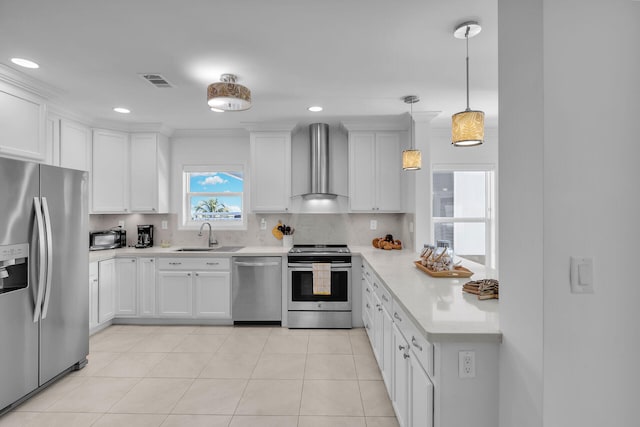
top-left (302, 123), bottom-right (336, 199)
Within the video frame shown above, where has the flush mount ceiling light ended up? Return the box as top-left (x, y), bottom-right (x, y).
top-left (308, 106), bottom-right (323, 112)
top-left (113, 107), bottom-right (130, 114)
top-left (11, 57), bottom-right (39, 69)
top-left (207, 74), bottom-right (251, 111)
top-left (402, 95), bottom-right (422, 171)
top-left (452, 21), bottom-right (484, 147)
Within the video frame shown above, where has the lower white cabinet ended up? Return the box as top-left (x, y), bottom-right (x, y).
top-left (97, 259), bottom-right (116, 323)
top-left (157, 258), bottom-right (231, 319)
top-left (89, 262), bottom-right (99, 331)
top-left (138, 257), bottom-right (156, 316)
top-left (392, 323), bottom-right (410, 427)
top-left (115, 257), bottom-right (137, 316)
top-left (194, 271), bottom-right (231, 318)
top-left (410, 351), bottom-right (434, 427)
top-left (157, 271), bottom-right (193, 317)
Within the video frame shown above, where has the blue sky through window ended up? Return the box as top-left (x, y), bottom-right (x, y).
top-left (189, 172), bottom-right (243, 193)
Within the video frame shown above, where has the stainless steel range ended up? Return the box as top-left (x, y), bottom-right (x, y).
top-left (287, 244), bottom-right (352, 329)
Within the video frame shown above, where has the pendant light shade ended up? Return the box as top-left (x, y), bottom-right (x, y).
top-left (207, 74), bottom-right (252, 111)
top-left (452, 110), bottom-right (484, 146)
top-left (452, 21), bottom-right (484, 147)
top-left (402, 95), bottom-right (421, 171)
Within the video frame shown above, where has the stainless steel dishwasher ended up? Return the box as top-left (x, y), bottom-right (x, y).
top-left (232, 257), bottom-right (282, 324)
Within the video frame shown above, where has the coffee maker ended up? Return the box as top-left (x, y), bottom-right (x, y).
top-left (136, 225), bottom-right (154, 248)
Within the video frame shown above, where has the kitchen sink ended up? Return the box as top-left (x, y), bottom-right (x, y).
top-left (175, 246), bottom-right (244, 252)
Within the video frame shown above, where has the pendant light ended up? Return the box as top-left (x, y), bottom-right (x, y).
top-left (452, 21), bottom-right (484, 147)
top-left (207, 74), bottom-right (252, 111)
top-left (402, 95), bottom-right (421, 171)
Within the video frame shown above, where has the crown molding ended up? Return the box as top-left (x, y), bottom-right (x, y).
top-left (242, 122), bottom-right (297, 132)
top-left (0, 64), bottom-right (63, 99)
top-left (171, 128), bottom-right (249, 139)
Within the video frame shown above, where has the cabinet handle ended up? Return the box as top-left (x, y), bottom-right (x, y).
top-left (382, 295), bottom-right (389, 302)
top-left (403, 353), bottom-right (410, 360)
top-left (131, 259), bottom-right (136, 262)
top-left (376, 304), bottom-right (381, 308)
top-left (394, 312), bottom-right (402, 322)
top-left (411, 336), bottom-right (423, 351)
top-left (187, 273), bottom-right (191, 277)
top-left (206, 262), bottom-right (220, 266)
top-left (365, 323), bottom-right (370, 330)
top-left (366, 303), bottom-right (370, 309)
top-left (365, 288), bottom-right (370, 293)
top-left (373, 282), bottom-right (378, 288)
top-left (152, 208), bottom-right (156, 211)
top-left (169, 262), bottom-right (182, 265)
top-left (378, 307), bottom-right (383, 312)
top-left (398, 344), bottom-right (406, 351)
top-left (195, 273), bottom-right (199, 276)
top-left (150, 259), bottom-right (154, 262)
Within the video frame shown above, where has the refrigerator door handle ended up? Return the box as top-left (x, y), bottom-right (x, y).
top-left (32, 197), bottom-right (46, 323)
top-left (41, 197), bottom-right (54, 319)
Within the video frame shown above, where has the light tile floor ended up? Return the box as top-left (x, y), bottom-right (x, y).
top-left (0, 326), bottom-right (399, 427)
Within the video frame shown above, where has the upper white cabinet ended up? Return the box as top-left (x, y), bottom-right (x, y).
top-left (129, 133), bottom-right (169, 213)
top-left (91, 130), bottom-right (168, 214)
top-left (250, 131), bottom-right (291, 212)
top-left (92, 129), bottom-right (129, 213)
top-left (59, 119), bottom-right (91, 171)
top-left (348, 131), bottom-right (402, 212)
top-left (0, 83), bottom-right (46, 162)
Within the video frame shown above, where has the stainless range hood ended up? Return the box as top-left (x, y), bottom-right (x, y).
top-left (303, 123), bottom-right (336, 199)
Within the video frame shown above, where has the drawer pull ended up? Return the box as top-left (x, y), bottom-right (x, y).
top-left (411, 336), bottom-right (423, 351)
top-left (169, 262), bottom-right (182, 265)
top-left (403, 353), bottom-right (410, 360)
top-left (394, 312), bottom-right (402, 322)
top-left (373, 282), bottom-right (378, 288)
top-left (375, 304), bottom-right (381, 308)
top-left (365, 288), bottom-right (370, 293)
top-left (366, 303), bottom-right (371, 309)
top-left (398, 344), bottom-right (406, 351)
top-left (382, 295), bottom-right (389, 302)
top-left (378, 306), bottom-right (383, 312)
top-left (206, 262), bottom-right (220, 266)
top-left (187, 273), bottom-right (191, 276)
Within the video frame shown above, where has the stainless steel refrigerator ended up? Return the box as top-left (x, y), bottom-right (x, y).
top-left (0, 157), bottom-right (89, 413)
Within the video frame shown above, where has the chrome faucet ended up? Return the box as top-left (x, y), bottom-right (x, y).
top-left (198, 222), bottom-right (218, 247)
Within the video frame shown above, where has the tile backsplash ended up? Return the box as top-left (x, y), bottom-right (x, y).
top-left (90, 213), bottom-right (413, 250)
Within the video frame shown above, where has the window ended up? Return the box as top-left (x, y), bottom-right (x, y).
top-left (432, 167), bottom-right (496, 269)
top-left (181, 165), bottom-right (246, 229)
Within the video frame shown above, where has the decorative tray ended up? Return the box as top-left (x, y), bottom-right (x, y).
top-left (413, 261), bottom-right (474, 278)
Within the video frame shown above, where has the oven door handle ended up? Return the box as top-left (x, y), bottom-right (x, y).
top-left (288, 263), bottom-right (352, 269)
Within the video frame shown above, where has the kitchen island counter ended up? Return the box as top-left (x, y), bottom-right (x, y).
top-left (351, 246), bottom-right (501, 343)
top-left (89, 245), bottom-right (288, 262)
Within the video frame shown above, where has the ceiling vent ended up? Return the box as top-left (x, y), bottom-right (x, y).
top-left (139, 73), bottom-right (172, 88)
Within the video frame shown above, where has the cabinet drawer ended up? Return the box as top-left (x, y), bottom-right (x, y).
top-left (392, 300), bottom-right (433, 376)
top-left (374, 280), bottom-right (392, 312)
top-left (158, 257), bottom-right (230, 271)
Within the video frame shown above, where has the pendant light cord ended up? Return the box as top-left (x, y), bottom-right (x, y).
top-left (465, 25), bottom-right (470, 111)
top-left (410, 101), bottom-right (414, 149)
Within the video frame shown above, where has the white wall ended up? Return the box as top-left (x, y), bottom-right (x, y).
top-left (499, 1), bottom-right (640, 426)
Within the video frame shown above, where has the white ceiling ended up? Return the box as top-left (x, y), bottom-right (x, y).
top-left (0, 0), bottom-right (498, 132)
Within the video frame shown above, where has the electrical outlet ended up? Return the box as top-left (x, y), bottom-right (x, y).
top-left (459, 350), bottom-right (476, 378)
top-left (260, 218), bottom-right (267, 230)
top-left (118, 220), bottom-right (125, 228)
top-left (370, 220), bottom-right (377, 230)
top-left (161, 220), bottom-right (168, 230)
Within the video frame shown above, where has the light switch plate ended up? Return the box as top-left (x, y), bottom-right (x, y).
top-left (570, 256), bottom-right (594, 294)
top-left (161, 220), bottom-right (168, 230)
top-left (370, 220), bottom-right (377, 230)
top-left (260, 218), bottom-right (267, 230)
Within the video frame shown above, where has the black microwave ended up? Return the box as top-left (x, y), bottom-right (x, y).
top-left (89, 229), bottom-right (126, 251)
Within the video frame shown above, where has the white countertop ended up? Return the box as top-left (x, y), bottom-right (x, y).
top-left (89, 244), bottom-right (500, 342)
top-left (351, 246), bottom-right (501, 343)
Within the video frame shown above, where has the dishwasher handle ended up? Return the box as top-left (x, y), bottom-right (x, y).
top-left (234, 261), bottom-right (281, 267)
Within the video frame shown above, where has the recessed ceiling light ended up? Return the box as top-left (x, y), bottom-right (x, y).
top-left (308, 106), bottom-right (323, 112)
top-left (210, 107), bottom-right (225, 113)
top-left (11, 58), bottom-right (39, 69)
top-left (113, 107), bottom-right (130, 114)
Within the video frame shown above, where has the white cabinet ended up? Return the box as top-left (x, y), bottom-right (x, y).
top-left (97, 258), bottom-right (116, 323)
top-left (348, 131), bottom-right (402, 211)
top-left (0, 83), bottom-right (46, 162)
top-left (115, 257), bottom-right (137, 316)
top-left (250, 132), bottom-right (291, 212)
top-left (92, 129), bottom-right (129, 213)
top-left (157, 258), bottom-right (231, 319)
top-left (89, 262), bottom-right (99, 331)
top-left (91, 130), bottom-right (168, 214)
top-left (157, 271), bottom-right (193, 317)
top-left (410, 353), bottom-right (434, 427)
top-left (129, 133), bottom-right (169, 213)
top-left (59, 119), bottom-right (91, 171)
top-left (392, 323), bottom-right (410, 427)
top-left (194, 271), bottom-right (231, 318)
top-left (138, 257), bottom-right (157, 316)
